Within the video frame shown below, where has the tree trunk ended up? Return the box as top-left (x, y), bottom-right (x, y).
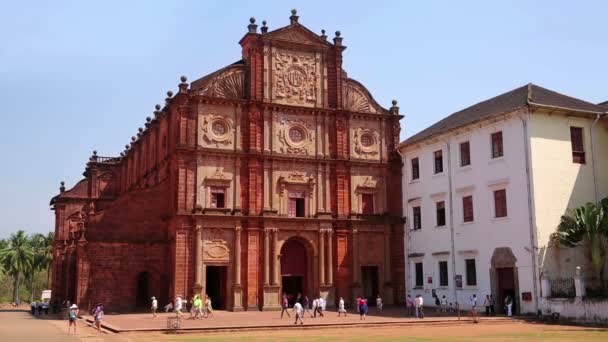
top-left (46, 267), bottom-right (51, 289)
top-left (12, 273), bottom-right (20, 303)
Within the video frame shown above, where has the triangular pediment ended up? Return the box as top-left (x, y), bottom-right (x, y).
top-left (265, 25), bottom-right (331, 47)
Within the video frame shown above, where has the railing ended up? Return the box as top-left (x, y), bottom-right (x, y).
top-left (90, 156), bottom-right (121, 163)
top-left (550, 277), bottom-right (576, 298)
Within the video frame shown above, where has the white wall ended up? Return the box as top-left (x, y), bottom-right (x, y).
top-left (401, 112), bottom-right (537, 313)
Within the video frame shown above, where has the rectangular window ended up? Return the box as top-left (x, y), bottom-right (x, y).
top-left (463, 195), bottom-right (474, 222)
top-left (494, 189), bottom-right (507, 218)
top-left (434, 150), bottom-right (443, 174)
top-left (210, 188), bottom-right (226, 208)
top-left (491, 132), bottom-right (503, 158)
top-left (465, 259), bottom-right (477, 286)
top-left (439, 261), bottom-right (448, 287)
top-left (411, 158), bottom-right (420, 180)
top-left (460, 141), bottom-right (471, 166)
top-left (570, 127), bottom-right (585, 164)
top-left (436, 201), bottom-right (446, 227)
top-left (415, 262), bottom-right (423, 287)
top-left (288, 192), bottom-right (306, 218)
top-left (412, 206), bottom-right (422, 230)
top-left (361, 193), bottom-right (374, 215)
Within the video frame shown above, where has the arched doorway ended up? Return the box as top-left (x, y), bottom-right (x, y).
top-left (490, 247), bottom-right (519, 315)
top-left (135, 272), bottom-right (150, 308)
top-left (280, 238), bottom-right (309, 306)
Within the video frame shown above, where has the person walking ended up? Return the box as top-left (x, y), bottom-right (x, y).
top-left (312, 297), bottom-right (318, 318)
top-left (315, 297), bottom-right (325, 317)
top-left (489, 295), bottom-right (495, 316)
top-left (302, 295), bottom-right (313, 318)
top-left (470, 295), bottom-right (479, 323)
top-left (406, 295), bottom-right (414, 317)
top-left (359, 297), bottom-right (368, 320)
top-left (441, 295), bottom-right (448, 313)
top-left (416, 295), bottom-right (424, 318)
top-left (192, 295), bottom-right (202, 319)
top-left (92, 303), bottom-right (104, 335)
top-left (337, 297), bottom-right (347, 317)
top-left (293, 301), bottom-right (304, 325)
top-left (204, 294), bottom-right (213, 318)
top-left (175, 295), bottom-right (183, 317)
top-left (151, 296), bottom-right (158, 318)
top-left (68, 304), bottom-right (78, 335)
top-left (376, 294), bottom-right (383, 311)
top-left (435, 294), bottom-right (441, 313)
top-left (504, 295), bottom-right (513, 317)
top-left (483, 295), bottom-right (491, 317)
top-left (280, 293), bottom-right (291, 318)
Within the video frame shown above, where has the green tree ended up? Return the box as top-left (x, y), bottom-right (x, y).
top-left (553, 199), bottom-right (608, 290)
top-left (0, 230), bottom-right (34, 303)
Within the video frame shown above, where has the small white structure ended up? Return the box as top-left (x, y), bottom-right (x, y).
top-left (398, 84), bottom-right (608, 314)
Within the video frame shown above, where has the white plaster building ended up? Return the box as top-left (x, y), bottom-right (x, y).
top-left (398, 84), bottom-right (608, 314)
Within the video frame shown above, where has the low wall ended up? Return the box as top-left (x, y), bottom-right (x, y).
top-left (541, 297), bottom-right (608, 326)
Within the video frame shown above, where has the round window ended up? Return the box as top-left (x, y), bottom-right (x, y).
top-left (289, 127), bottom-right (305, 143)
top-left (212, 122), bottom-right (227, 136)
top-left (360, 133), bottom-right (373, 147)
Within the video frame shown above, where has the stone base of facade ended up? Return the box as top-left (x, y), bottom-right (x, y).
top-left (383, 283), bottom-right (394, 305)
top-left (262, 285), bottom-right (282, 311)
top-left (231, 284), bottom-right (244, 311)
top-left (320, 285), bottom-right (335, 308)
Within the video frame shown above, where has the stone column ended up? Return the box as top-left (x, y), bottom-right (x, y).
top-left (574, 266), bottom-right (586, 298)
top-left (273, 229), bottom-right (280, 285)
top-left (324, 165), bottom-right (331, 212)
top-left (263, 162), bottom-right (270, 211)
top-left (317, 165), bottom-right (324, 213)
top-left (232, 226), bottom-right (243, 311)
top-left (235, 158), bottom-right (241, 211)
top-left (540, 273), bottom-right (550, 298)
top-left (264, 229), bottom-right (270, 285)
top-left (352, 228), bottom-right (359, 284)
top-left (319, 229), bottom-right (326, 285)
top-left (326, 230), bottom-right (333, 285)
top-left (194, 226), bottom-right (203, 294)
top-left (234, 227), bottom-right (242, 285)
top-left (384, 227), bottom-right (391, 282)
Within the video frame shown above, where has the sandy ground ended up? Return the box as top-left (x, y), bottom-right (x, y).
top-left (121, 322), bottom-right (608, 342)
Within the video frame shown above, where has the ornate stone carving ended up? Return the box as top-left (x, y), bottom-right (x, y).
top-left (342, 79), bottom-right (387, 114)
top-left (277, 117), bottom-right (313, 155)
top-left (204, 167), bottom-right (232, 187)
top-left (195, 68), bottom-right (245, 99)
top-left (353, 128), bottom-right (380, 157)
top-left (203, 229), bottom-right (231, 261)
top-left (202, 114), bottom-right (233, 146)
top-left (272, 50), bottom-right (317, 106)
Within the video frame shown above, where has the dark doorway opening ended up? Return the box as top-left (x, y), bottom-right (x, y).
top-left (497, 267), bottom-right (515, 314)
top-left (206, 266), bottom-right (227, 310)
top-left (135, 272), bottom-right (150, 308)
top-left (361, 266), bottom-right (380, 306)
top-left (282, 276), bottom-right (303, 306)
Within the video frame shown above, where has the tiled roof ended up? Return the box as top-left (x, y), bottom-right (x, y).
top-left (401, 84), bottom-right (606, 146)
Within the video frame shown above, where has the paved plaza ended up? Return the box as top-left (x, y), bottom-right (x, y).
top-left (83, 307), bottom-right (514, 332)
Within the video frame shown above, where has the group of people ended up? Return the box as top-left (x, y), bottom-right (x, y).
top-left (30, 300), bottom-right (50, 316)
top-left (164, 294), bottom-right (214, 319)
top-left (281, 293), bottom-right (327, 324)
top-left (66, 302), bottom-right (104, 335)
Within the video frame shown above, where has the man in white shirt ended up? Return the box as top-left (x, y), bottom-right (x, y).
top-left (151, 296), bottom-right (158, 318)
top-left (312, 298), bottom-right (319, 318)
top-left (293, 301), bottom-right (304, 325)
top-left (175, 295), bottom-right (183, 315)
top-left (416, 295), bottom-right (424, 319)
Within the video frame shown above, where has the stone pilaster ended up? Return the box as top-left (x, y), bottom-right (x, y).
top-left (319, 229), bottom-right (326, 285)
top-left (232, 226), bottom-right (243, 311)
top-left (262, 228), bottom-right (281, 310)
top-left (194, 225), bottom-right (203, 295)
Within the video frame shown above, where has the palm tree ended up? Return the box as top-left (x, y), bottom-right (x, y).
top-left (40, 232), bottom-right (54, 288)
top-left (552, 200), bottom-right (608, 290)
top-left (0, 230), bottom-right (34, 303)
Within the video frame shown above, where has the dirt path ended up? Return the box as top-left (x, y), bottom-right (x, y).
top-left (0, 311), bottom-right (79, 342)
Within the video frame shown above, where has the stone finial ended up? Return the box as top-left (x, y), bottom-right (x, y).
top-left (165, 91), bottom-right (173, 105)
top-left (131, 136), bottom-right (136, 142)
top-left (179, 75), bottom-right (188, 93)
top-left (125, 144), bottom-right (130, 150)
top-left (320, 29), bottom-right (327, 40)
top-left (92, 150), bottom-right (97, 156)
top-left (59, 181), bottom-right (65, 193)
top-left (248, 17), bottom-right (258, 33)
top-left (138, 127), bottom-right (144, 133)
top-left (333, 31), bottom-right (343, 46)
top-left (154, 104), bottom-right (162, 118)
top-left (390, 99), bottom-right (400, 115)
top-left (290, 9), bottom-right (299, 25)
top-left (120, 152), bottom-right (124, 157)
top-left (146, 116), bottom-right (152, 123)
top-left (261, 20), bottom-right (268, 34)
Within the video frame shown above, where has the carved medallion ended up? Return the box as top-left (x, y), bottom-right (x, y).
top-left (272, 50), bottom-right (317, 106)
top-left (277, 117), bottom-right (313, 155)
top-left (202, 115), bottom-right (233, 146)
top-left (353, 128), bottom-right (380, 157)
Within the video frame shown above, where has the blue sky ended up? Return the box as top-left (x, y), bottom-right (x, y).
top-left (0, 0), bottom-right (606, 237)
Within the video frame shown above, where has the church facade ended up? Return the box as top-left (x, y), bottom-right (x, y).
top-left (50, 11), bottom-right (404, 312)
